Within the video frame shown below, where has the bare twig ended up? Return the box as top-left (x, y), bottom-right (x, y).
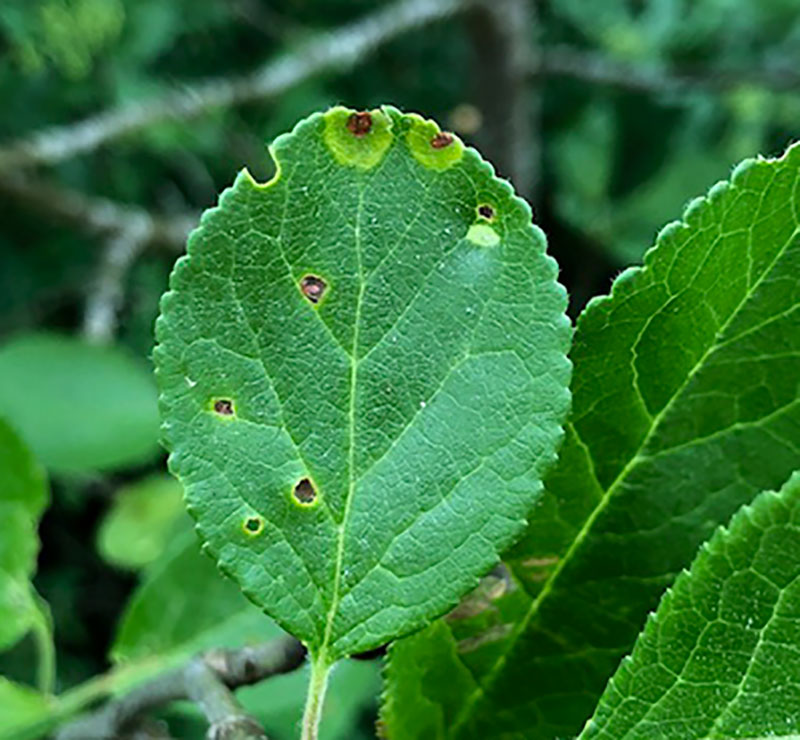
top-left (0, 175), bottom-right (194, 250)
top-left (83, 216), bottom-right (152, 343)
top-left (0, 174), bottom-right (193, 341)
top-left (228, 0), bottom-right (308, 42)
top-left (535, 46), bottom-right (800, 95)
top-left (56, 637), bottom-right (307, 740)
top-left (468, 0), bottom-right (539, 201)
top-left (0, 0), bottom-right (462, 171)
top-left (0, 0), bottom-right (794, 175)
top-left (184, 662), bottom-right (266, 740)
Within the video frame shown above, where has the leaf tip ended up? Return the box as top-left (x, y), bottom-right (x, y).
top-left (404, 112), bottom-right (463, 171)
top-left (322, 106), bottom-right (393, 170)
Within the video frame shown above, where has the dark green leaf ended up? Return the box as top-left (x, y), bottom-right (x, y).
top-left (582, 471), bottom-right (800, 739)
top-left (385, 142), bottom-right (800, 738)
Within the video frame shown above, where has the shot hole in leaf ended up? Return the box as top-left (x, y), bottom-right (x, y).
top-left (300, 275), bottom-right (327, 304)
top-left (430, 132), bottom-right (454, 149)
top-left (213, 399), bottom-right (234, 416)
top-left (346, 112), bottom-right (372, 137)
top-left (293, 478), bottom-right (317, 505)
top-left (477, 204), bottom-right (495, 221)
top-left (242, 516), bottom-right (264, 536)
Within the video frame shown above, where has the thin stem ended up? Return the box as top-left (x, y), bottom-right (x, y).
top-left (301, 655), bottom-right (332, 740)
top-left (30, 593), bottom-right (55, 694)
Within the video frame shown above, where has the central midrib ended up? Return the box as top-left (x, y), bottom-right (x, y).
top-left (319, 183), bottom-right (366, 663)
top-left (449, 214), bottom-right (800, 734)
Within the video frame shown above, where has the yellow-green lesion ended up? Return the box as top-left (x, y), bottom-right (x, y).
top-left (405, 114), bottom-right (464, 171)
top-left (466, 223), bottom-right (500, 247)
top-left (241, 514), bottom-right (265, 537)
top-left (322, 106), bottom-right (394, 170)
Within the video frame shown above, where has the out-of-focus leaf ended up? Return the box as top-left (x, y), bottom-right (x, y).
top-left (96, 474), bottom-right (184, 570)
top-left (0, 678), bottom-right (54, 740)
top-left (112, 519), bottom-right (378, 737)
top-left (0, 418), bottom-right (48, 653)
top-left (581, 472), bottom-right (800, 739)
top-left (0, 334), bottom-right (160, 474)
top-left (111, 524), bottom-right (276, 673)
top-left (553, 105), bottom-right (734, 265)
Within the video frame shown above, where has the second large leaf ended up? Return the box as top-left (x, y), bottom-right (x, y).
top-left (154, 106), bottom-right (571, 663)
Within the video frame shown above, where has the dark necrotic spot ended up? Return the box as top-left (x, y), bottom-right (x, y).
top-left (293, 478), bottom-right (317, 505)
top-left (347, 112), bottom-right (372, 137)
top-left (214, 399), bottom-right (234, 415)
top-left (243, 516), bottom-right (264, 535)
top-left (430, 132), bottom-right (454, 149)
top-left (300, 275), bottom-right (327, 304)
top-left (478, 204), bottom-right (495, 220)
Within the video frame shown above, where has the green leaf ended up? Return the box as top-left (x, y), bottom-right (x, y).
top-left (581, 471), bottom-right (800, 739)
top-left (112, 524), bottom-right (278, 674)
top-left (96, 474), bottom-right (185, 570)
top-left (0, 333), bottom-right (160, 474)
top-left (0, 678), bottom-right (54, 740)
top-left (154, 105), bottom-right (571, 675)
top-left (384, 143), bottom-right (800, 738)
top-left (0, 418), bottom-right (48, 654)
top-left (0, 415), bottom-right (47, 520)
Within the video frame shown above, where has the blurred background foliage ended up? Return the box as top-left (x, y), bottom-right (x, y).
top-left (0, 0), bottom-right (798, 737)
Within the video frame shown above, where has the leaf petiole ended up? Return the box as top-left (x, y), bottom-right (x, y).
top-left (301, 653), bottom-right (332, 740)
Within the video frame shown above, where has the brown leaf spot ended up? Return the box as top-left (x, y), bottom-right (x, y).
top-left (293, 478), bottom-right (317, 505)
top-left (430, 132), bottom-right (454, 149)
top-left (346, 111), bottom-right (372, 137)
top-left (457, 624), bottom-right (513, 654)
top-left (214, 399), bottom-right (234, 415)
top-left (521, 556), bottom-right (559, 568)
top-left (478, 204), bottom-right (495, 220)
top-left (300, 275), bottom-right (327, 304)
top-left (447, 573), bottom-right (509, 621)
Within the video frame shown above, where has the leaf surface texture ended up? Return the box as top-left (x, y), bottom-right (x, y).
top-left (384, 143), bottom-right (800, 738)
top-left (154, 106), bottom-right (571, 662)
top-left (582, 472), bottom-right (800, 739)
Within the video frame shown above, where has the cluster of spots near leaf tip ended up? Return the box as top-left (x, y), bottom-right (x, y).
top-left (300, 275), bottom-right (327, 304)
top-left (293, 477), bottom-right (317, 506)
